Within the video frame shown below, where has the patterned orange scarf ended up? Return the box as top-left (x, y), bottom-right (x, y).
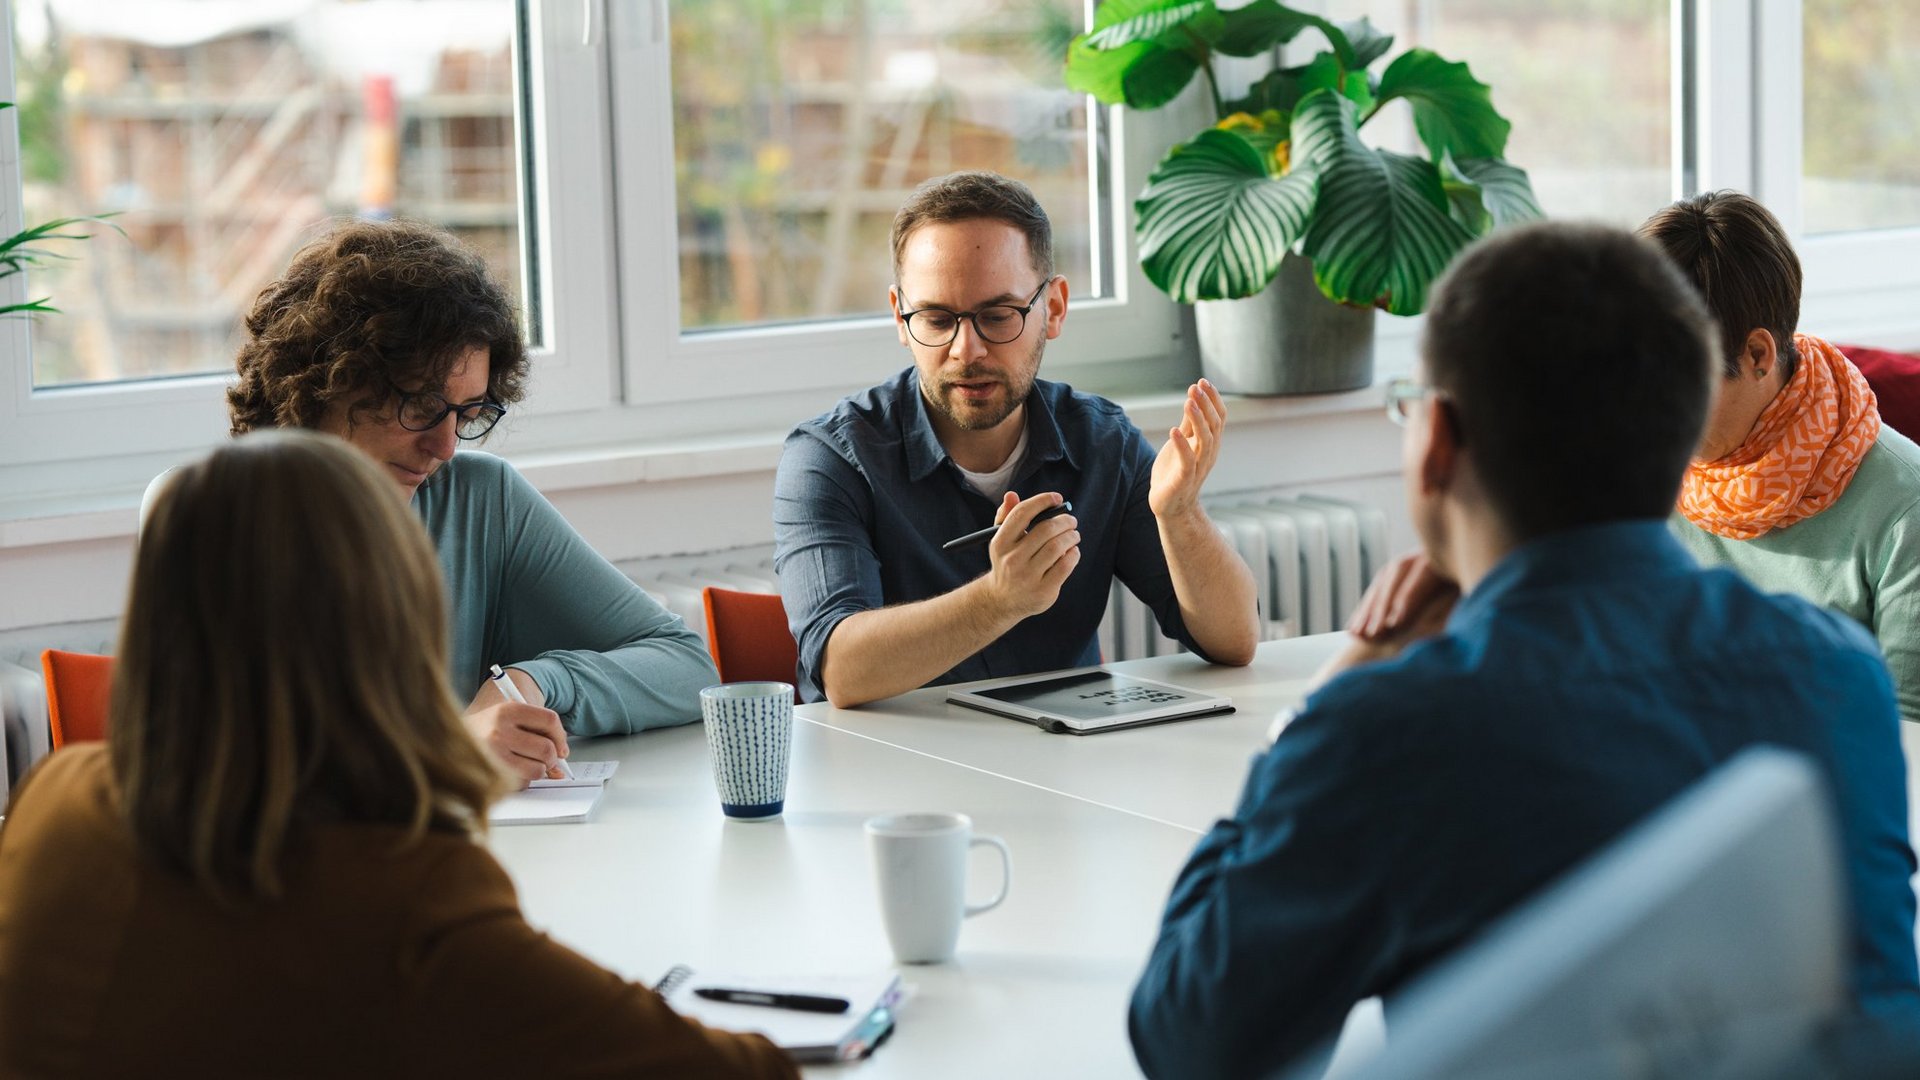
top-left (1679, 334), bottom-right (1881, 540)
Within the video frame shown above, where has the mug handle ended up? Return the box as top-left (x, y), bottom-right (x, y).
top-left (964, 834), bottom-right (1012, 918)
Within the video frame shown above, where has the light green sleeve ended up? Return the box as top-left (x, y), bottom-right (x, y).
top-left (1871, 502), bottom-right (1920, 725)
top-left (487, 465), bottom-right (718, 737)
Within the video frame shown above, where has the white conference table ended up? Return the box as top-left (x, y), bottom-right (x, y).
top-left (487, 635), bottom-right (1346, 1078)
top-left (795, 633), bottom-right (1347, 832)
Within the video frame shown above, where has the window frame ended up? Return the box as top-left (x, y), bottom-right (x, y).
top-left (9, 0), bottom-right (1920, 508)
top-left (602, 1), bottom-right (1186, 419)
top-left (1687, 0), bottom-right (1920, 344)
top-left (0, 0), bottom-right (619, 497)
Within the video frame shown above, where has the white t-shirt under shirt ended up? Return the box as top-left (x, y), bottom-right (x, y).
top-left (954, 425), bottom-right (1029, 504)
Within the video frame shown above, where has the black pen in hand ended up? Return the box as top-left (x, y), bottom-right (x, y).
top-left (941, 500), bottom-right (1074, 553)
top-left (692, 987), bottom-right (851, 1014)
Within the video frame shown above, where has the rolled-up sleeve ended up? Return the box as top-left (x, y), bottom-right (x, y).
top-left (772, 427), bottom-right (881, 703)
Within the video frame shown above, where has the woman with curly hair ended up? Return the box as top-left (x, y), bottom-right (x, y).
top-left (4, 431), bottom-right (794, 1077)
top-left (171, 218), bottom-right (718, 781)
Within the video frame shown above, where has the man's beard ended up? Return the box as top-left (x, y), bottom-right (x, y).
top-left (928, 336), bottom-right (1044, 432)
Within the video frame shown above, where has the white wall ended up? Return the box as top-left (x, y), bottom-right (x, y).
top-left (0, 386), bottom-right (1413, 655)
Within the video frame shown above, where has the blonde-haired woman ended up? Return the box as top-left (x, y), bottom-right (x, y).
top-left (0, 430), bottom-right (794, 1078)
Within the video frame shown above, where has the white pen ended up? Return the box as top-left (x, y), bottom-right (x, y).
top-left (489, 663), bottom-right (574, 780)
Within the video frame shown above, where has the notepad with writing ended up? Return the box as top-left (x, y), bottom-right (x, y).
top-left (488, 760), bottom-right (618, 824)
top-left (947, 668), bottom-right (1234, 734)
top-left (656, 966), bottom-right (901, 1064)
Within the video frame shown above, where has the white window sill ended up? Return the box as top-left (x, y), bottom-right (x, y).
top-left (0, 380), bottom-right (1392, 552)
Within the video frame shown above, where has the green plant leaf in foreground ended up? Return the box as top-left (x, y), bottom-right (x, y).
top-left (1135, 128), bottom-right (1319, 303)
top-left (1081, 0), bottom-right (1217, 50)
top-left (1337, 17), bottom-right (1395, 69)
top-left (1214, 0), bottom-right (1313, 57)
top-left (1067, 36), bottom-right (1203, 109)
top-left (1451, 156), bottom-right (1543, 226)
top-left (1292, 90), bottom-right (1475, 315)
top-left (1371, 49), bottom-right (1511, 162)
top-left (1067, 0), bottom-right (1223, 108)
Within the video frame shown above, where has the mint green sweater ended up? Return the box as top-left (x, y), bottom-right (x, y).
top-left (1672, 427), bottom-right (1920, 722)
top-left (415, 452), bottom-right (717, 737)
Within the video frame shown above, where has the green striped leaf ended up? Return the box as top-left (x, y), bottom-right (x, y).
top-left (1372, 49), bottom-right (1510, 161)
top-left (1082, 0), bottom-right (1217, 50)
top-left (1214, 0), bottom-right (1318, 57)
top-left (1452, 156), bottom-right (1543, 227)
top-left (1337, 17), bottom-right (1395, 69)
top-left (1293, 90), bottom-right (1476, 314)
top-left (1067, 0), bottom-right (1220, 110)
top-left (1135, 128), bottom-right (1319, 303)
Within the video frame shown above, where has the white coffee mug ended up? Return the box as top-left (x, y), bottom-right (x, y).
top-left (865, 812), bottom-right (1012, 964)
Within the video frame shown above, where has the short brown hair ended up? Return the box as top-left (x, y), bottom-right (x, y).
top-left (228, 218), bottom-right (528, 437)
top-left (890, 171), bottom-right (1054, 280)
top-left (112, 430), bottom-right (505, 902)
top-left (1638, 191), bottom-right (1802, 381)
top-left (1423, 222), bottom-right (1719, 540)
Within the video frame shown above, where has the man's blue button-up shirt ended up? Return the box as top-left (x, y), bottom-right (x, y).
top-left (773, 368), bottom-right (1202, 704)
top-left (1129, 521), bottom-right (1920, 1079)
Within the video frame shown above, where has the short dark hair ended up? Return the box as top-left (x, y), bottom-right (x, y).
top-left (228, 218), bottom-right (528, 437)
top-left (1638, 190), bottom-right (1802, 381)
top-left (1422, 221), bottom-right (1719, 540)
top-left (891, 171), bottom-right (1054, 281)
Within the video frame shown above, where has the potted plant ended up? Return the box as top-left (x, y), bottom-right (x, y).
top-left (1066, 0), bottom-right (1541, 394)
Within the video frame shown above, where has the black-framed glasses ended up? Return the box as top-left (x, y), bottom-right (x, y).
top-left (898, 276), bottom-right (1055, 348)
top-left (391, 385), bottom-right (507, 440)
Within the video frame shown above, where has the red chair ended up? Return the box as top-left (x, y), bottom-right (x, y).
top-left (40, 649), bottom-right (113, 748)
top-left (1842, 344), bottom-right (1920, 443)
top-left (701, 588), bottom-right (799, 700)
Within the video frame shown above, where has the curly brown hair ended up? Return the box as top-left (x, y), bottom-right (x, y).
top-left (228, 218), bottom-right (528, 437)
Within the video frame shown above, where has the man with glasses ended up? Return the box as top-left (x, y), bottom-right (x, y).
top-left (1127, 222), bottom-right (1919, 1077)
top-left (215, 218), bottom-right (718, 781)
top-left (773, 171), bottom-right (1259, 707)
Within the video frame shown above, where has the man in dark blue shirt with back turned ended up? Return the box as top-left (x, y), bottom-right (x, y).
top-left (774, 172), bottom-right (1258, 706)
top-left (1128, 222), bottom-right (1920, 1078)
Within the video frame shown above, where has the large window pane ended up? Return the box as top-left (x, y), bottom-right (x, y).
top-left (1318, 0), bottom-right (1671, 226)
top-left (1804, 0), bottom-right (1920, 235)
top-left (13, 0), bottom-right (532, 389)
top-left (669, 0), bottom-right (1102, 335)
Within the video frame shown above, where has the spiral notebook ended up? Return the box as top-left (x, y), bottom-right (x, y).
top-left (655, 965), bottom-right (901, 1064)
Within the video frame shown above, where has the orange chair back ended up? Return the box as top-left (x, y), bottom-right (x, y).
top-left (40, 649), bottom-right (114, 748)
top-left (702, 587), bottom-right (799, 699)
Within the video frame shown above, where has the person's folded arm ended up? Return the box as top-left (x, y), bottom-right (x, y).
top-left (1130, 701), bottom-right (1402, 1080)
top-left (491, 464), bottom-right (718, 737)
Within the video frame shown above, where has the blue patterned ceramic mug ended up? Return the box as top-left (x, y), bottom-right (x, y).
top-left (699, 682), bottom-right (795, 821)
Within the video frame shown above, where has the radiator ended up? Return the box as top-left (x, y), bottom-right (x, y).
top-left (1100, 492), bottom-right (1390, 661)
top-left (633, 492), bottom-right (1389, 663)
top-left (0, 661), bottom-right (51, 802)
top-left (626, 549), bottom-right (781, 646)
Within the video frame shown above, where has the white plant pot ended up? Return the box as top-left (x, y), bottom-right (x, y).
top-left (1194, 252), bottom-right (1375, 396)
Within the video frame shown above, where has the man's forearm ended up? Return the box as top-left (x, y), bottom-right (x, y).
top-left (819, 579), bottom-right (1022, 707)
top-left (1157, 509), bottom-right (1260, 666)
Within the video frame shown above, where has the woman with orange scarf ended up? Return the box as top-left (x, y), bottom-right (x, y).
top-left (1645, 192), bottom-right (1920, 724)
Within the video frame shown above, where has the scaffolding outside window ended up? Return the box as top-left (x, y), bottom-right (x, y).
top-left (13, 0), bottom-right (529, 390)
top-left (667, 0), bottom-right (1108, 336)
